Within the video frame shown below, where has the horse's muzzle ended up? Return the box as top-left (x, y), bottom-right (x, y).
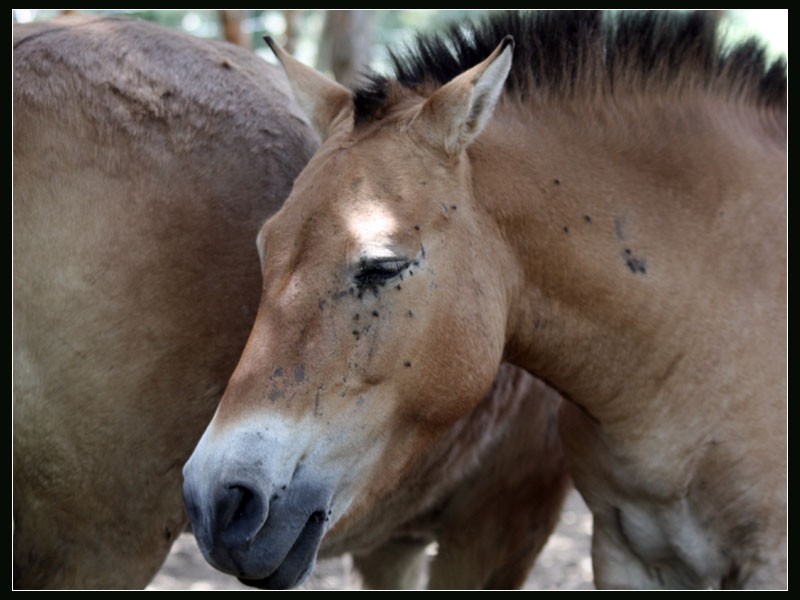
top-left (183, 453), bottom-right (332, 589)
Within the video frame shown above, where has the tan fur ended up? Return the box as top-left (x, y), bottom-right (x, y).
top-left (13, 16), bottom-right (317, 588)
top-left (191, 24), bottom-right (785, 590)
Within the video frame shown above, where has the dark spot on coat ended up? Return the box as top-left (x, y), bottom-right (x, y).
top-left (404, 361), bottom-right (412, 368)
top-left (414, 225), bottom-right (420, 230)
top-left (396, 284), bottom-right (402, 290)
top-left (450, 204), bottom-right (457, 210)
top-left (293, 365), bottom-right (305, 384)
top-left (583, 214), bottom-right (592, 223)
top-left (625, 255), bottom-right (647, 274)
top-left (554, 178), bottom-right (560, 185)
top-left (407, 310), bottom-right (414, 318)
top-left (352, 330), bottom-right (360, 338)
top-left (409, 271), bottom-right (413, 276)
top-left (164, 528), bottom-right (173, 541)
top-left (354, 313), bottom-right (360, 320)
top-left (221, 59), bottom-right (232, 69)
top-left (268, 389), bottom-right (283, 403)
top-left (318, 299), bottom-right (326, 311)
top-left (563, 226), bottom-right (570, 234)
top-left (624, 248), bottom-right (631, 255)
top-left (270, 367), bottom-right (284, 379)
top-left (372, 310), bottom-right (379, 317)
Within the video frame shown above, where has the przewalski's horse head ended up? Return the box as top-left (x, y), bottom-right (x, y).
top-left (183, 34), bottom-right (516, 590)
top-left (183, 11), bottom-right (786, 589)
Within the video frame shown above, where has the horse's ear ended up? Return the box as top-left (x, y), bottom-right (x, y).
top-left (265, 37), bottom-right (353, 139)
top-left (409, 36), bottom-right (514, 157)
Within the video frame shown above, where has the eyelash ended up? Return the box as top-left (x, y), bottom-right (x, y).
top-left (354, 259), bottom-right (410, 285)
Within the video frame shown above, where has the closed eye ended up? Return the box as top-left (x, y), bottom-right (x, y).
top-left (355, 258), bottom-right (410, 285)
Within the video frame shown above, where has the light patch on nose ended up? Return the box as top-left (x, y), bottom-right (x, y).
top-left (346, 204), bottom-right (398, 257)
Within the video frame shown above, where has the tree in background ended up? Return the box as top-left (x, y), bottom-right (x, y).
top-left (219, 10), bottom-right (250, 49)
top-left (315, 11), bottom-right (376, 89)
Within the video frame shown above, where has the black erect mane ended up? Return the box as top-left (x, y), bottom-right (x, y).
top-left (353, 11), bottom-right (786, 124)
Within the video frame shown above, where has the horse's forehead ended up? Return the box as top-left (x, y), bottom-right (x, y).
top-left (301, 135), bottom-right (424, 201)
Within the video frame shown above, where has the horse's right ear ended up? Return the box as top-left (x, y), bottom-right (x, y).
top-left (265, 37), bottom-right (353, 139)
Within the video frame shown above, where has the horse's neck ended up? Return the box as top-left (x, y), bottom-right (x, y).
top-left (476, 101), bottom-right (786, 425)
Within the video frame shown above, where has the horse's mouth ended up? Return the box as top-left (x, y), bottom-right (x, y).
top-left (182, 448), bottom-right (334, 591)
top-left (236, 510), bottom-right (328, 590)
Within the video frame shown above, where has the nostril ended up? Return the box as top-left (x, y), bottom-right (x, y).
top-left (308, 510), bottom-right (326, 526)
top-left (233, 486), bottom-right (255, 522)
top-left (216, 484), bottom-right (267, 545)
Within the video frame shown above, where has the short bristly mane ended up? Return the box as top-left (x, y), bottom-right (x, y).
top-left (353, 11), bottom-right (786, 125)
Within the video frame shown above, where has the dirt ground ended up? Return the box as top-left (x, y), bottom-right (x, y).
top-left (147, 489), bottom-right (594, 591)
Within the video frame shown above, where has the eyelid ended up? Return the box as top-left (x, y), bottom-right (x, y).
top-left (359, 257), bottom-right (408, 270)
top-left (354, 257), bottom-right (410, 285)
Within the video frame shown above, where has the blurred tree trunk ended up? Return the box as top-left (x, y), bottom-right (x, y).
top-left (283, 10), bottom-right (301, 55)
top-left (316, 10), bottom-right (375, 89)
top-left (220, 10), bottom-right (250, 49)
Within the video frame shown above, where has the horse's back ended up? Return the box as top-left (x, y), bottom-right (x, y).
top-left (13, 15), bottom-right (316, 589)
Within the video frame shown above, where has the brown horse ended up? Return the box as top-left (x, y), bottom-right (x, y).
top-left (183, 11), bottom-right (786, 590)
top-left (13, 15), bottom-right (317, 588)
top-left (14, 15), bottom-right (569, 590)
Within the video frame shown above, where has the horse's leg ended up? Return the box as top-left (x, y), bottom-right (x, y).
top-left (427, 468), bottom-right (568, 589)
top-left (428, 376), bottom-right (570, 589)
top-left (352, 535), bottom-right (432, 590)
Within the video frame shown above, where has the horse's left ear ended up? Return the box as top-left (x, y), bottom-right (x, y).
top-left (409, 36), bottom-right (514, 157)
top-left (265, 36), bottom-right (353, 140)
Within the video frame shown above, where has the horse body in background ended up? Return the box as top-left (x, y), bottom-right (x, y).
top-left (14, 15), bottom-right (569, 589)
top-left (13, 15), bottom-right (316, 588)
top-left (183, 11), bottom-right (786, 589)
